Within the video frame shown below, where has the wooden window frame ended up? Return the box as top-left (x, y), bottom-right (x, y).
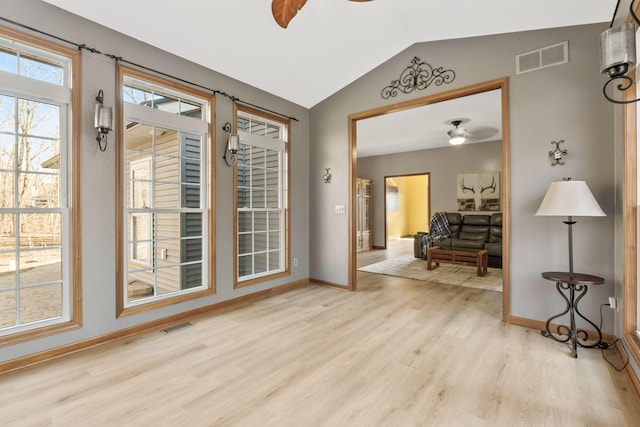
top-left (623, 68), bottom-right (640, 363)
top-left (233, 105), bottom-right (290, 288)
top-left (116, 65), bottom-right (215, 318)
top-left (0, 25), bottom-right (82, 347)
top-left (622, 3), bottom-right (640, 373)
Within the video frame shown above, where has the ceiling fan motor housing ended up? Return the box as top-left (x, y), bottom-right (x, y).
top-left (448, 120), bottom-right (467, 138)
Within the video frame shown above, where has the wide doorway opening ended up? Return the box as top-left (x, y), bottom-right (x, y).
top-left (349, 78), bottom-right (510, 321)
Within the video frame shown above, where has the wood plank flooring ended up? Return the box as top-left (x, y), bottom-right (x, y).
top-left (1, 239), bottom-right (639, 426)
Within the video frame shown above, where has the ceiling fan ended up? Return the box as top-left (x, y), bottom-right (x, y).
top-left (272, 0), bottom-right (373, 28)
top-left (447, 119), bottom-right (500, 145)
top-left (447, 120), bottom-right (468, 145)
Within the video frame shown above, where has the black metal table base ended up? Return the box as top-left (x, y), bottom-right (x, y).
top-left (541, 280), bottom-right (608, 358)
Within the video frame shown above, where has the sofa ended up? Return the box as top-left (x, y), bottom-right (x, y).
top-left (414, 212), bottom-right (502, 268)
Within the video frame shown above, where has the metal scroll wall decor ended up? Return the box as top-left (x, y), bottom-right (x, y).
top-left (549, 140), bottom-right (567, 166)
top-left (381, 56), bottom-right (456, 99)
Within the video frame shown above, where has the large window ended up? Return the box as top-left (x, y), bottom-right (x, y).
top-left (235, 107), bottom-right (289, 286)
top-left (0, 27), bottom-right (81, 342)
top-left (117, 67), bottom-right (214, 316)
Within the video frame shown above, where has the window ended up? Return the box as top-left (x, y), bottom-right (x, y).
top-left (235, 107), bottom-right (289, 286)
top-left (117, 66), bottom-right (214, 316)
top-left (0, 27), bottom-right (81, 342)
top-left (622, 3), bottom-right (640, 370)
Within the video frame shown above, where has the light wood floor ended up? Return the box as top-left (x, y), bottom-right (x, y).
top-left (2, 242), bottom-right (640, 426)
top-left (357, 237), bottom-right (416, 268)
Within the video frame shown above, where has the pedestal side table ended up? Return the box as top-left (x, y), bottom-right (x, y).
top-left (540, 271), bottom-right (608, 358)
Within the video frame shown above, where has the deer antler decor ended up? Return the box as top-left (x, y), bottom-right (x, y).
top-left (480, 176), bottom-right (496, 194)
top-left (460, 178), bottom-right (475, 194)
top-left (272, 0), bottom-right (373, 28)
top-left (457, 172), bottom-right (500, 211)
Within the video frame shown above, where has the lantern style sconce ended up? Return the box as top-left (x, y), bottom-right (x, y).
top-left (323, 168), bottom-right (332, 184)
top-left (600, 1), bottom-right (640, 104)
top-left (94, 89), bottom-right (113, 152)
top-left (222, 121), bottom-right (239, 167)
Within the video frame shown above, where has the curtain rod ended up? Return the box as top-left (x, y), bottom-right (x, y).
top-left (0, 16), bottom-right (299, 122)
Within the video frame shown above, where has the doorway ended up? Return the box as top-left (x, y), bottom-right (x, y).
top-left (385, 173), bottom-right (430, 250)
top-left (348, 78), bottom-right (511, 321)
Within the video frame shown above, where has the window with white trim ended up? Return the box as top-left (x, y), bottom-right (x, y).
top-left (119, 69), bottom-right (212, 311)
top-left (0, 29), bottom-right (79, 338)
top-left (236, 109), bottom-right (289, 284)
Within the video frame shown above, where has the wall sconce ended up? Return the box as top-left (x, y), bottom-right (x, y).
top-left (94, 89), bottom-right (113, 152)
top-left (549, 140), bottom-right (567, 166)
top-left (600, 1), bottom-right (640, 104)
top-left (222, 121), bottom-right (239, 167)
top-left (323, 168), bottom-right (331, 184)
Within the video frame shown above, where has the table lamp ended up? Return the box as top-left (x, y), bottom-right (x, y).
top-left (535, 178), bottom-right (605, 276)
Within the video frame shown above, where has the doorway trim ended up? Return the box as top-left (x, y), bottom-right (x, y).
top-left (348, 77), bottom-right (511, 322)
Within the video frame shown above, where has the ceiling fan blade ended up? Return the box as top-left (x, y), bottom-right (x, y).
top-left (272, 0), bottom-right (308, 28)
top-left (467, 127), bottom-right (500, 140)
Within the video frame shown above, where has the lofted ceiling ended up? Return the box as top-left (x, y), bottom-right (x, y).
top-left (41, 0), bottom-right (615, 157)
top-left (43, 0), bottom-right (615, 108)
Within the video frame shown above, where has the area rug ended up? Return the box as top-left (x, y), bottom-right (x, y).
top-left (358, 254), bottom-right (502, 292)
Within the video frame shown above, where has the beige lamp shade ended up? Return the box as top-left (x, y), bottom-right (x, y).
top-left (535, 180), bottom-right (605, 217)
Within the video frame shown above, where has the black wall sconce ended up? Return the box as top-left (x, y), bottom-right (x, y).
top-left (94, 89), bottom-right (113, 152)
top-left (549, 140), bottom-right (567, 166)
top-left (600, 0), bottom-right (640, 104)
top-left (323, 168), bottom-right (331, 184)
top-left (222, 121), bottom-right (239, 167)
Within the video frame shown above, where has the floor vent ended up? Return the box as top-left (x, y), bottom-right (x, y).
top-left (162, 322), bottom-right (193, 334)
top-left (516, 41), bottom-right (568, 75)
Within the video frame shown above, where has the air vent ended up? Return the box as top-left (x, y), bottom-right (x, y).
top-left (516, 41), bottom-right (568, 75)
top-left (162, 322), bottom-right (193, 334)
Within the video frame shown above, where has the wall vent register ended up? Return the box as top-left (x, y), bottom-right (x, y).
top-left (516, 41), bottom-right (569, 75)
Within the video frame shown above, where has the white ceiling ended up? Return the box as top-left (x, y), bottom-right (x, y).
top-left (357, 89), bottom-right (502, 157)
top-left (43, 0), bottom-right (615, 109)
top-left (41, 0), bottom-right (615, 157)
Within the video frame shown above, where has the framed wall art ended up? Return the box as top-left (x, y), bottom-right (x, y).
top-left (457, 171), bottom-right (500, 211)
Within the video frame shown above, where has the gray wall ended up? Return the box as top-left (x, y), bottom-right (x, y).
top-left (310, 24), bottom-right (616, 332)
top-left (358, 140), bottom-right (502, 248)
top-left (1, 0), bottom-right (310, 362)
top-left (4, 1), bottom-right (629, 374)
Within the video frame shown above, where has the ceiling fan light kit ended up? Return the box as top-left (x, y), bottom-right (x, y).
top-left (449, 135), bottom-right (466, 145)
top-left (448, 120), bottom-right (467, 145)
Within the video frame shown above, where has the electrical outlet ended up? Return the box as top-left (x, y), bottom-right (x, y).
top-left (293, 257), bottom-right (299, 267)
top-left (608, 296), bottom-right (616, 309)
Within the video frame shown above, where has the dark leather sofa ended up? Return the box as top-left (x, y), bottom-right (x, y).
top-left (414, 212), bottom-right (502, 268)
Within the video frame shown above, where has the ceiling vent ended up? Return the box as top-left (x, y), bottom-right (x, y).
top-left (516, 41), bottom-right (569, 75)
